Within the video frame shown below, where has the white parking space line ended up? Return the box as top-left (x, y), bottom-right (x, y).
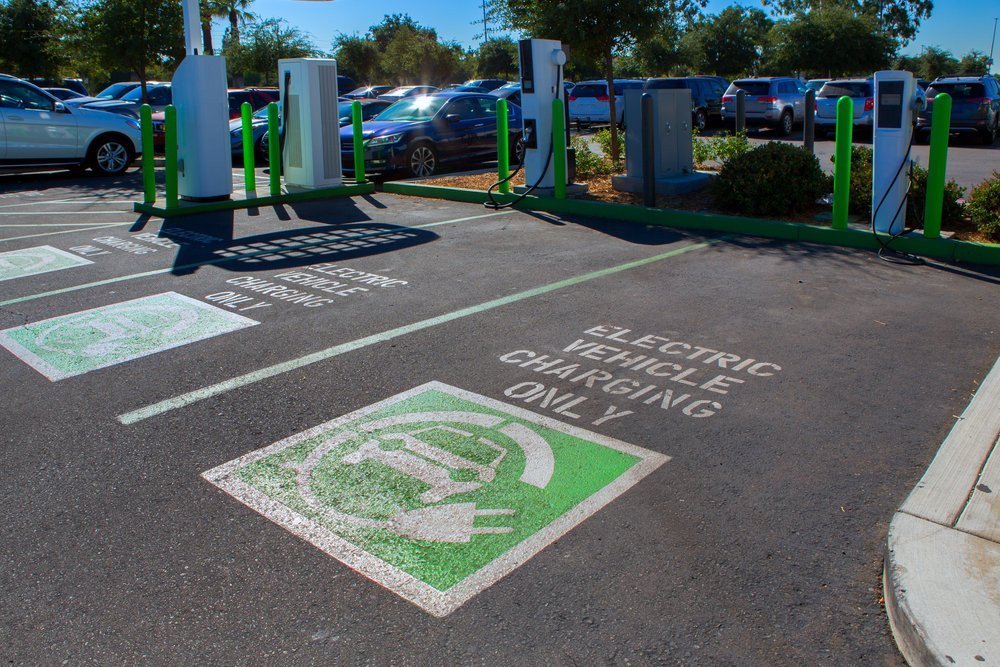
top-left (0, 210), bottom-right (517, 308)
top-left (0, 223), bottom-right (134, 244)
top-left (0, 211), bottom-right (138, 216)
top-left (0, 200), bottom-right (136, 210)
top-left (0, 223), bottom-right (138, 227)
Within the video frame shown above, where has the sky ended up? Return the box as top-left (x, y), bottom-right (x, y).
top-left (210, 0), bottom-right (1000, 73)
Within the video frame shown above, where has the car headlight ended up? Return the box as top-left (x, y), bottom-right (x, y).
top-left (366, 133), bottom-right (403, 147)
top-left (125, 117), bottom-right (140, 130)
top-left (231, 128), bottom-right (242, 137)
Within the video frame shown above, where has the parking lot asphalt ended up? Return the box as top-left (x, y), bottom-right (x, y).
top-left (1, 169), bottom-right (998, 663)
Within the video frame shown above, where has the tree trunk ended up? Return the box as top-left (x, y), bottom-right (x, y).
top-left (228, 8), bottom-right (239, 44)
top-left (604, 49), bottom-right (620, 163)
top-left (202, 20), bottom-right (214, 55)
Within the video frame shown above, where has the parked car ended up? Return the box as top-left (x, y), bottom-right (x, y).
top-left (643, 77), bottom-right (724, 131)
top-left (378, 86), bottom-right (439, 103)
top-left (721, 77), bottom-right (805, 135)
top-left (463, 79), bottom-right (507, 91)
top-left (84, 83), bottom-right (172, 117)
top-left (918, 75), bottom-right (1000, 145)
top-left (340, 92), bottom-right (523, 178)
top-left (0, 73), bottom-right (141, 176)
top-left (805, 79), bottom-right (829, 93)
top-left (254, 98), bottom-right (392, 163)
top-left (64, 81), bottom-right (150, 108)
top-left (490, 83), bottom-right (522, 109)
top-left (43, 87), bottom-right (85, 101)
top-left (442, 85), bottom-right (489, 93)
top-left (227, 88), bottom-right (279, 120)
top-left (568, 79), bottom-right (645, 125)
top-left (815, 79), bottom-right (874, 136)
top-left (29, 78), bottom-right (87, 96)
top-left (343, 85), bottom-right (393, 100)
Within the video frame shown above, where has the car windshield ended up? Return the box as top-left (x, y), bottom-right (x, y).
top-left (375, 96), bottom-right (447, 121)
top-left (252, 102), bottom-right (279, 119)
top-left (347, 87), bottom-right (370, 96)
top-left (729, 81), bottom-right (772, 96)
top-left (927, 83), bottom-right (986, 99)
top-left (646, 79), bottom-right (686, 90)
top-left (121, 85), bottom-right (164, 102)
top-left (96, 83), bottom-right (133, 100)
top-left (383, 87), bottom-right (414, 97)
top-left (818, 82), bottom-right (871, 98)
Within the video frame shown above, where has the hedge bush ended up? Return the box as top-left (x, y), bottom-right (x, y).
top-left (965, 172), bottom-right (1000, 240)
top-left (714, 142), bottom-right (831, 216)
top-left (593, 127), bottom-right (626, 161)
top-left (693, 131), bottom-right (751, 168)
top-left (571, 137), bottom-right (617, 179)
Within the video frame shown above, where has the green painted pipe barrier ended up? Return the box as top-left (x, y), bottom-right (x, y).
top-left (496, 98), bottom-right (510, 194)
top-left (923, 93), bottom-right (952, 239)
top-left (552, 98), bottom-right (567, 200)
top-left (832, 96), bottom-right (854, 230)
top-left (352, 101), bottom-right (365, 184)
top-left (240, 101), bottom-right (256, 194)
top-left (139, 104), bottom-right (155, 205)
top-left (267, 102), bottom-right (281, 196)
top-left (163, 105), bottom-right (178, 210)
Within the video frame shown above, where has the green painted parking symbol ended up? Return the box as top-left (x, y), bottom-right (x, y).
top-left (0, 245), bottom-right (92, 282)
top-left (203, 382), bottom-right (668, 616)
top-left (0, 291), bottom-right (258, 380)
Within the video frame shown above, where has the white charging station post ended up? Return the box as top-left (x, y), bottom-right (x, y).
top-left (174, 0), bottom-right (234, 201)
top-left (517, 39), bottom-right (568, 193)
top-left (872, 71), bottom-right (919, 234)
top-left (277, 58), bottom-right (344, 191)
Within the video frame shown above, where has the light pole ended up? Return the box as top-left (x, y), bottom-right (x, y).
top-left (990, 18), bottom-right (998, 73)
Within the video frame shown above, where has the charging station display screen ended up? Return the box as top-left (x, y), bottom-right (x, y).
top-left (519, 40), bottom-right (534, 94)
top-left (877, 81), bottom-right (905, 129)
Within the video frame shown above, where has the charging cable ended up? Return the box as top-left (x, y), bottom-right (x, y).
top-left (870, 119), bottom-right (925, 265)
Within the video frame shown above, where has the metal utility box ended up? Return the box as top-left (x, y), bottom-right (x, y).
top-left (278, 58), bottom-right (343, 191)
top-left (613, 89), bottom-right (711, 196)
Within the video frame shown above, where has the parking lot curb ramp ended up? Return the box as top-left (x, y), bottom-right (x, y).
top-left (885, 356), bottom-right (1000, 666)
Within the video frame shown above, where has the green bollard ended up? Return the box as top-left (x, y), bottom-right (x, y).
top-left (352, 101), bottom-right (365, 184)
top-left (552, 98), bottom-right (567, 199)
top-left (923, 93), bottom-right (952, 239)
top-left (496, 98), bottom-right (510, 194)
top-left (241, 101), bottom-right (256, 195)
top-left (139, 104), bottom-right (155, 205)
top-left (163, 104), bottom-right (178, 210)
top-left (267, 102), bottom-right (281, 196)
top-left (832, 96), bottom-right (853, 230)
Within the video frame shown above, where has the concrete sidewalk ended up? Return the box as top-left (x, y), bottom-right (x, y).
top-left (885, 356), bottom-right (1000, 666)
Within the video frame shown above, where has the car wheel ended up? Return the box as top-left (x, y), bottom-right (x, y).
top-left (778, 111), bottom-right (793, 137)
top-left (89, 135), bottom-right (134, 176)
top-left (694, 109), bottom-right (707, 132)
top-left (513, 135), bottom-right (525, 165)
top-left (406, 142), bottom-right (438, 178)
top-left (981, 124), bottom-right (997, 146)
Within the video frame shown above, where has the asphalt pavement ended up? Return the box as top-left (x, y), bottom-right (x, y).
top-left (1, 169), bottom-right (998, 663)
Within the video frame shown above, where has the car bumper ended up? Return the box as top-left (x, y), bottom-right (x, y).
top-left (916, 117), bottom-right (990, 133)
top-left (816, 113), bottom-right (873, 128)
top-left (340, 143), bottom-right (406, 174)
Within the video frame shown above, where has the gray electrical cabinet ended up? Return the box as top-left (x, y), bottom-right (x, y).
top-left (612, 88), bottom-right (712, 196)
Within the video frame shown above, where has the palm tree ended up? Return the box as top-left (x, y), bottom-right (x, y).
top-left (200, 0), bottom-right (255, 55)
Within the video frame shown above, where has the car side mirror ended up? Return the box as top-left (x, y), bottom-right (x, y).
top-left (54, 101), bottom-right (68, 113)
top-left (444, 113), bottom-right (461, 124)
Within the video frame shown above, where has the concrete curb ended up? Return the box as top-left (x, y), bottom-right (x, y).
top-left (884, 356), bottom-right (1000, 666)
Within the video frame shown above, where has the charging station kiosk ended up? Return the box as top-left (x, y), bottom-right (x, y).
top-left (278, 58), bottom-right (343, 191)
top-left (173, 0), bottom-right (233, 201)
top-left (872, 71), bottom-right (924, 234)
top-left (515, 39), bottom-right (584, 196)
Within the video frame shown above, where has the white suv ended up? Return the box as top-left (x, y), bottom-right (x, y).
top-left (0, 74), bottom-right (142, 176)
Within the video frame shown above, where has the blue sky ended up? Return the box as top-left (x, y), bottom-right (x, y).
top-left (211, 0), bottom-right (999, 72)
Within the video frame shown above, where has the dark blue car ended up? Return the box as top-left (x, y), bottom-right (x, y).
top-left (340, 91), bottom-right (523, 178)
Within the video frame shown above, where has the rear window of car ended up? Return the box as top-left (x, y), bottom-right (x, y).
top-left (645, 79), bottom-right (685, 90)
top-left (613, 81), bottom-right (644, 95)
top-left (818, 82), bottom-right (872, 98)
top-left (571, 84), bottom-right (606, 98)
top-left (729, 81), bottom-right (771, 96)
top-left (927, 83), bottom-right (986, 99)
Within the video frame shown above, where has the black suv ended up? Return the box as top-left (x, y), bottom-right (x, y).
top-left (918, 75), bottom-right (1000, 145)
top-left (642, 77), bottom-right (725, 131)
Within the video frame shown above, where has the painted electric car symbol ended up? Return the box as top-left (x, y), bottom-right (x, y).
top-left (0, 251), bottom-right (55, 273)
top-left (282, 411), bottom-right (556, 543)
top-left (33, 303), bottom-right (201, 358)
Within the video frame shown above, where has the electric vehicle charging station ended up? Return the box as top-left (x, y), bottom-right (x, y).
top-left (514, 39), bottom-right (584, 196)
top-left (173, 0), bottom-right (233, 201)
top-left (277, 58), bottom-right (344, 191)
top-left (872, 71), bottom-right (925, 234)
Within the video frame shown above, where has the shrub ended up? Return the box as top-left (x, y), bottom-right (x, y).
top-left (571, 137), bottom-right (617, 179)
top-left (693, 131), bottom-right (751, 169)
top-left (714, 142), bottom-right (831, 216)
top-left (692, 131), bottom-right (714, 167)
top-left (837, 145), bottom-right (965, 229)
top-left (965, 172), bottom-right (1000, 240)
top-left (593, 127), bottom-right (626, 161)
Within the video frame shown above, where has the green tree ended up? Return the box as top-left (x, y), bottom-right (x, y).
top-left (760, 0), bottom-right (932, 44)
top-left (224, 17), bottom-right (316, 85)
top-left (370, 13), bottom-right (437, 51)
top-left (905, 46), bottom-right (958, 80)
top-left (477, 37), bottom-right (517, 78)
top-left (489, 0), bottom-right (702, 161)
top-left (958, 50), bottom-right (990, 75)
top-left (83, 0), bottom-right (185, 100)
top-left (333, 34), bottom-right (383, 83)
top-left (200, 0), bottom-right (254, 55)
top-left (634, 15), bottom-right (694, 76)
top-left (0, 0), bottom-right (65, 78)
top-left (380, 25), bottom-right (464, 85)
top-left (765, 7), bottom-right (895, 77)
top-left (685, 6), bottom-right (773, 77)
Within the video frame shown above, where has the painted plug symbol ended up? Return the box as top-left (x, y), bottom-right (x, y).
top-left (388, 503), bottom-right (515, 543)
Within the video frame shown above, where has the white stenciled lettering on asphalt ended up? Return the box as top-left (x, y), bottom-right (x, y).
top-left (499, 325), bottom-right (782, 423)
